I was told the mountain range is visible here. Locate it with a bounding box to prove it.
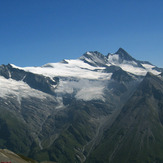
[0,48,163,162]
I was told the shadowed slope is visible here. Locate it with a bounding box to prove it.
[87,73,163,163]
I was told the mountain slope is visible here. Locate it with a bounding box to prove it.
[0,48,163,162]
[87,73,163,163]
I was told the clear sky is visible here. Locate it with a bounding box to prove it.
[0,0,163,67]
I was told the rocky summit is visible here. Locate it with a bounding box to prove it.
[0,48,163,162]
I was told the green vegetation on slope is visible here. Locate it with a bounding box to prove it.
[0,108,33,156]
[87,74,163,163]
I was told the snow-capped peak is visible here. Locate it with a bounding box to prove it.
[107,48,161,76]
[79,51,109,67]
[11,48,162,77]
[1,48,162,103]
[107,48,137,64]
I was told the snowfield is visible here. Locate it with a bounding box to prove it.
[11,59,111,80]
[3,51,162,102]
[0,76,51,101]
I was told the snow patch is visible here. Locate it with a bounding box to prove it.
[142,63,155,69]
[141,63,160,75]
[0,76,51,102]
[86,52,92,55]
[75,87,105,101]
[119,64,147,76]
[108,54,119,64]
[55,78,108,101]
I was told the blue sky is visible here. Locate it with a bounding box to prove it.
[0,0,163,67]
